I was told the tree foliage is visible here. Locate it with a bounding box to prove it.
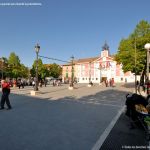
[0,57,7,78]
[47,63,62,78]
[8,52,20,66]
[31,58,49,79]
[6,52,29,78]
[30,60,62,79]
[115,20,150,74]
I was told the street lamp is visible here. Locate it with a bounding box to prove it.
[134,37,137,94]
[145,43,150,81]
[70,55,74,87]
[34,43,40,91]
[144,43,150,95]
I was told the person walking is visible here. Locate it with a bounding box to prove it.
[21,80,24,88]
[109,79,112,87]
[32,80,35,87]
[0,79,12,110]
[105,80,108,87]
[18,79,21,89]
[44,79,47,87]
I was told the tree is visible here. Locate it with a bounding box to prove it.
[0,57,8,79]
[31,58,49,79]
[31,61,62,79]
[115,20,150,74]
[7,52,21,78]
[41,66,49,79]
[48,63,62,78]
[20,64,30,78]
[6,52,29,79]
[8,52,20,66]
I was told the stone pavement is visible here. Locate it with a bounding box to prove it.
[10,83,135,99]
[0,83,146,150]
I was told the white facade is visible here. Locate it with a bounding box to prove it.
[62,43,138,84]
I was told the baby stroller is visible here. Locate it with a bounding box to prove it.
[125,93,150,140]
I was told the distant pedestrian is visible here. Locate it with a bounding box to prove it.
[39,80,42,87]
[89,81,93,86]
[111,78,114,87]
[53,80,56,86]
[136,80,139,86]
[32,81,35,87]
[109,79,112,87]
[21,80,24,88]
[18,80,21,89]
[44,80,47,87]
[105,80,108,87]
[0,79,12,110]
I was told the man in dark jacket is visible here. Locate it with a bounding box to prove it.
[0,79,11,110]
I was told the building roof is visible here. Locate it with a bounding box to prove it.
[76,57,99,63]
[62,54,116,66]
[62,56,99,66]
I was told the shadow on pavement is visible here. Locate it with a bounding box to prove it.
[0,88,146,150]
[122,82,135,88]
[100,112,149,150]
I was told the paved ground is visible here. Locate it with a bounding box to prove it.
[100,112,149,150]
[0,83,139,150]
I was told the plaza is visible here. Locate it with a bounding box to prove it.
[0,0,150,149]
[0,83,138,150]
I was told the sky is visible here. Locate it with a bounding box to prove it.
[0,0,150,67]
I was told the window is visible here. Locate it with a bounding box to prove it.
[82,65,85,70]
[66,73,68,78]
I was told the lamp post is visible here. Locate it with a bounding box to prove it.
[34,43,40,91]
[70,55,74,87]
[134,37,137,94]
[144,43,150,95]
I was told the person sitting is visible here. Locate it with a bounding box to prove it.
[125,93,148,120]
[89,81,93,86]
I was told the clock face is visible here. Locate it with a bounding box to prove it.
[103,57,106,61]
